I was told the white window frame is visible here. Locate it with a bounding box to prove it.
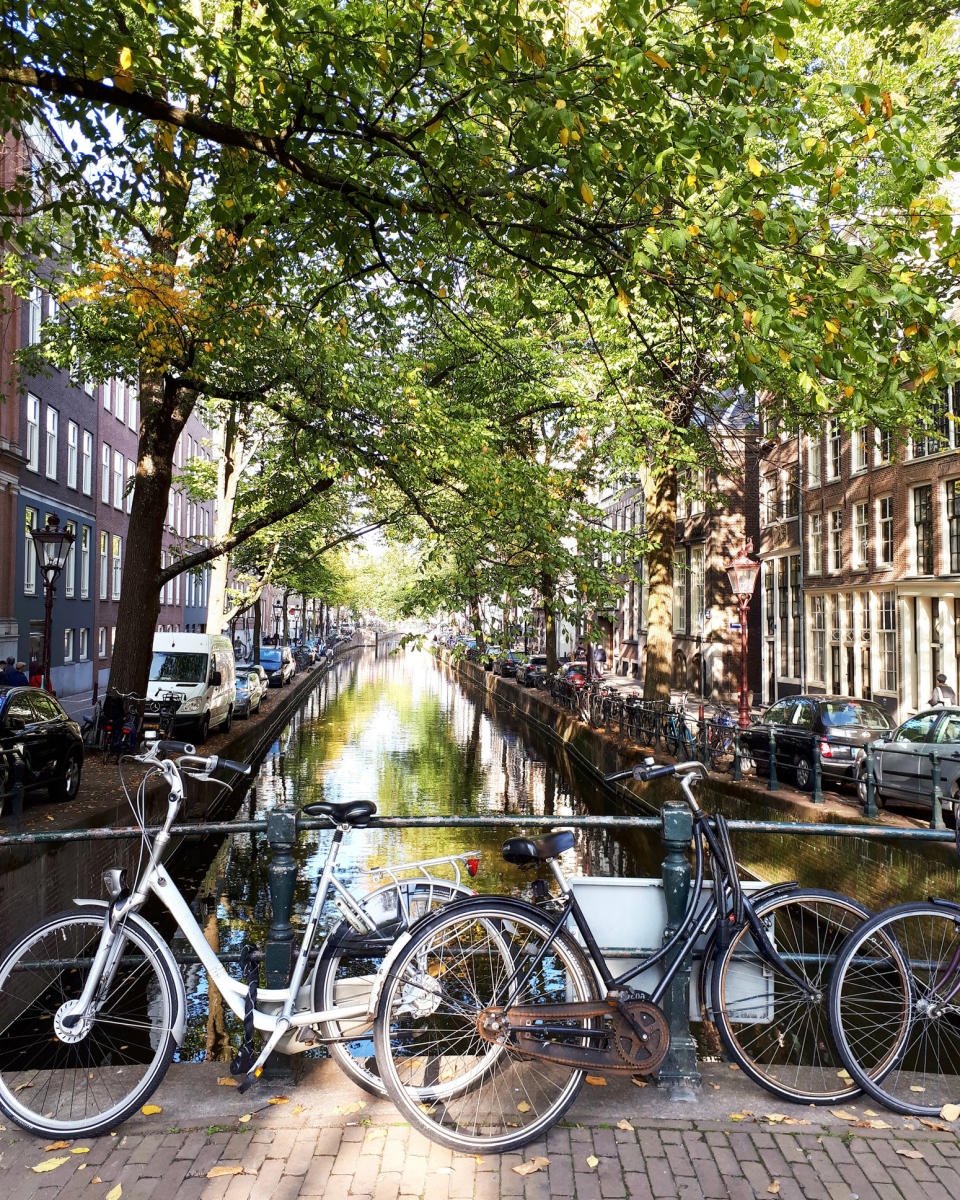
[828,509,842,574]
[64,520,76,597]
[113,449,123,511]
[99,531,108,600]
[111,535,122,600]
[126,460,135,513]
[24,507,38,595]
[66,421,78,488]
[853,502,869,569]
[808,513,822,575]
[826,419,842,481]
[81,431,93,495]
[44,407,58,480]
[80,525,90,599]
[63,628,74,663]
[101,443,111,503]
[25,395,40,472]
[98,626,107,658]
[807,434,821,488]
[877,496,894,566]
[79,627,88,662]
[852,427,869,474]
[28,286,43,343]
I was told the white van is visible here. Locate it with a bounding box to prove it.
[148,632,236,743]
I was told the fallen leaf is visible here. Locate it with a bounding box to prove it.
[940,1103,960,1121]
[763,1115,787,1125]
[44,1141,71,1151]
[865,1120,892,1130]
[140,1104,162,1116]
[909,1085,926,1094]
[217,1077,239,1087]
[77,1164,86,1171]
[617,1119,634,1132]
[729,1063,739,1070]
[729,1113,748,1122]
[586,1155,599,1169]
[768,1183,780,1196]
[920,1119,951,1132]
[863,1110,879,1117]
[585,1076,607,1086]
[31,1157,69,1173]
[71,1147,90,1154]
[631,1077,647,1088]
[292,1104,305,1115]
[829,1109,859,1122]
[334,1100,365,1115]
[13,1081,34,1093]
[512,1157,549,1176]
[896,1149,924,1160]
[238,1115,252,1125]
[837,1069,852,1080]
[106,1186,122,1200]
[267,1096,290,1106]
[91,1177,102,1185]
[206,1166,244,1179]
[516,1101,531,1113]
[711,1083,720,1090]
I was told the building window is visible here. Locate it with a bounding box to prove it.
[778,560,789,676]
[67,421,78,488]
[45,407,59,480]
[781,464,799,519]
[875,428,893,466]
[111,535,122,600]
[827,420,842,480]
[790,555,801,671]
[914,485,934,574]
[79,627,88,661]
[103,379,111,412]
[853,503,868,569]
[80,526,90,599]
[98,626,107,658]
[912,387,956,458]
[828,509,842,573]
[28,286,43,343]
[807,434,822,488]
[879,592,897,692]
[810,596,826,682]
[948,481,960,574]
[81,431,93,494]
[877,496,894,565]
[64,520,76,597]
[672,551,687,633]
[101,443,111,503]
[808,514,822,574]
[853,427,869,473]
[99,532,108,600]
[63,628,74,662]
[126,460,135,514]
[691,545,705,632]
[24,507,38,595]
[128,386,137,431]
[113,449,123,511]
[25,395,40,472]
[114,380,124,425]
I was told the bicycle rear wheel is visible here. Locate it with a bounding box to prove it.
[711,888,871,1104]
[829,901,960,1116]
[0,907,178,1137]
[373,898,599,1154]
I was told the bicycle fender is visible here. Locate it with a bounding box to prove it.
[71,900,187,1045]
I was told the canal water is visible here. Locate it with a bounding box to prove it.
[172,647,960,1061]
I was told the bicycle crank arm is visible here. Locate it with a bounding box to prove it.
[477,998,670,1075]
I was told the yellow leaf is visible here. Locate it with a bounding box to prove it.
[113,71,134,93]
[334,1100,366,1115]
[824,319,840,334]
[632,1076,648,1087]
[585,1076,607,1086]
[713,283,722,299]
[830,180,840,197]
[140,1105,162,1116]
[644,50,671,69]
[865,125,876,142]
[555,99,566,109]
[119,47,132,71]
[773,37,787,62]
[71,1147,90,1154]
[426,119,442,135]
[940,1103,960,1120]
[904,324,919,337]
[768,1183,781,1195]
[829,1109,859,1122]
[559,127,569,148]
[217,1077,240,1087]
[423,34,435,48]
[512,1157,549,1176]
[106,1186,122,1200]
[806,0,822,6]
[586,1155,599,1168]
[730,1113,748,1121]
[207,1167,244,1179]
[617,1119,634,1131]
[580,181,595,207]
[32,1158,69,1173]
[778,348,792,364]
[747,156,763,177]
[239,1115,252,1124]
[267,1096,290,1105]
[516,1101,532,1113]
[44,1141,71,1151]
[616,288,630,317]
[844,385,854,398]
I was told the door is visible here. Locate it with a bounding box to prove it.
[879,712,942,802]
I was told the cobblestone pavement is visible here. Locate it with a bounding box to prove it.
[3,1062,959,1200]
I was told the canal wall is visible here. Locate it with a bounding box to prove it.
[437,652,960,910]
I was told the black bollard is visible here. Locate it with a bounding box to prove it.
[863,743,878,819]
[767,727,779,792]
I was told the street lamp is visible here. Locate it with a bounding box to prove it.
[273,599,283,642]
[724,540,761,729]
[30,515,75,695]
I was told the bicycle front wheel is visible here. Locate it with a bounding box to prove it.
[0,907,178,1137]
[829,901,960,1116]
[373,898,599,1154]
[712,888,871,1104]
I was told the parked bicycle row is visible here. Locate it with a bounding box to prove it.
[1,745,958,1152]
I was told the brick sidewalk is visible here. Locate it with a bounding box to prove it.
[4,1062,960,1200]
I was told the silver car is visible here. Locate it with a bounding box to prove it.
[858,707,960,814]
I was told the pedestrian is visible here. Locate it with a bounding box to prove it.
[9,661,29,685]
[1,657,18,685]
[929,673,957,707]
[594,644,607,674]
[28,661,42,688]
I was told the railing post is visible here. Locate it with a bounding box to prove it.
[811,745,824,804]
[265,802,298,987]
[930,750,946,832]
[732,726,743,782]
[657,801,702,1100]
[863,742,878,819]
[767,727,779,791]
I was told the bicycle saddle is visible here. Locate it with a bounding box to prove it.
[301,800,377,826]
[501,830,574,866]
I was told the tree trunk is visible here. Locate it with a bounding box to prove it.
[205,402,247,635]
[541,570,558,673]
[642,465,678,703]
[107,374,194,695]
[468,595,485,652]
[282,590,290,644]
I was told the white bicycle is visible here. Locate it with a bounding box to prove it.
[0,739,479,1137]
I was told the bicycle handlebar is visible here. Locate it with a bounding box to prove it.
[139,740,252,777]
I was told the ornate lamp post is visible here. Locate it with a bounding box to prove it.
[30,515,75,695]
[724,541,761,729]
[273,599,283,642]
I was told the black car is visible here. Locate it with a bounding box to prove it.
[0,686,84,817]
[516,654,549,688]
[492,650,524,678]
[741,695,892,791]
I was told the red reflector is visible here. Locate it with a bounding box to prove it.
[819,740,832,757]
[466,856,480,878]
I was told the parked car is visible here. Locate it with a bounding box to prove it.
[516,654,549,688]
[259,645,296,687]
[492,650,524,678]
[236,662,270,689]
[560,661,589,689]
[480,646,501,672]
[292,645,313,671]
[858,707,960,814]
[741,695,892,791]
[234,668,267,719]
[0,686,84,816]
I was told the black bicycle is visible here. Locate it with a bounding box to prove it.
[372,759,871,1153]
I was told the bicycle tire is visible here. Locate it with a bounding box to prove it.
[0,907,178,1137]
[711,888,871,1104]
[373,897,599,1154]
[829,901,960,1116]
[313,879,471,1096]
[663,721,680,756]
